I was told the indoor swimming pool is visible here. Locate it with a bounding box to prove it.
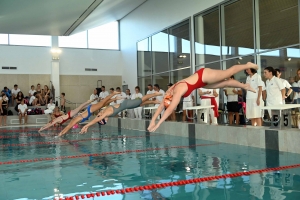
[0,125,300,200]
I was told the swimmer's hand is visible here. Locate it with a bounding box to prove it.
[147,122,157,132]
[80,125,89,134]
[148,124,159,132]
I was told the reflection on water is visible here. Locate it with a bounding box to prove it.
[0,125,300,199]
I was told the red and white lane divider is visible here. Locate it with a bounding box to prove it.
[58,163,300,200]
[0,133,164,148]
[0,143,219,165]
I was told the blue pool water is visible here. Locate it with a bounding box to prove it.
[0,125,300,200]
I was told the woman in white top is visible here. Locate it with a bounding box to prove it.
[125,89,133,118]
[245,68,263,126]
[264,67,285,106]
[275,68,292,104]
[131,86,143,119]
[224,75,242,125]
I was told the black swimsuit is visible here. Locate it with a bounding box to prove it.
[1,100,7,116]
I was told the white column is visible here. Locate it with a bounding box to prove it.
[51,36,60,106]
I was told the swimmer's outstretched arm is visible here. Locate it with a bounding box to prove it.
[80,111,109,134]
[148,92,182,132]
[39,117,63,132]
[58,116,82,136]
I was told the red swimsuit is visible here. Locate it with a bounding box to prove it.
[60,111,71,125]
[173,68,206,97]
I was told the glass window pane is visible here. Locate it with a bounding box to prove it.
[137,38,152,77]
[9,34,51,46]
[152,30,169,73]
[88,21,119,50]
[138,76,152,95]
[195,8,221,65]
[169,20,191,71]
[0,34,8,45]
[259,0,299,51]
[59,31,87,48]
[222,0,254,59]
[170,68,191,85]
[153,72,169,92]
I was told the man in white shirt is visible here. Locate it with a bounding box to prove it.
[90,89,99,105]
[146,84,155,100]
[153,84,165,119]
[99,86,109,101]
[11,84,20,106]
[109,88,116,106]
[198,88,219,124]
[28,85,36,97]
[18,99,28,124]
[275,69,292,104]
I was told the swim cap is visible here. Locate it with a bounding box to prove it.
[164,94,173,108]
[97,119,107,125]
[72,124,79,129]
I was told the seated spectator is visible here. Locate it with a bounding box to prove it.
[60,93,66,113]
[11,84,20,106]
[90,89,99,105]
[47,98,55,109]
[18,99,28,125]
[29,85,36,97]
[99,86,109,101]
[44,85,51,104]
[29,92,39,106]
[36,83,42,94]
[15,91,24,112]
[0,93,8,126]
[2,87,11,104]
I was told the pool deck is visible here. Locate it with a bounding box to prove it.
[106,117,300,154]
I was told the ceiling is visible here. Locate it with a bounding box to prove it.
[0,0,147,36]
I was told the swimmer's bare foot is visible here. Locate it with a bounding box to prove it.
[154,100,161,104]
[244,83,256,93]
[246,62,258,70]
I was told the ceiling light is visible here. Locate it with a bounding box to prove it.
[288,58,291,61]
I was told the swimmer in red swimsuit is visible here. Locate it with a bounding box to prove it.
[148,62,258,132]
[39,99,95,132]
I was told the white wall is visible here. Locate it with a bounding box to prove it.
[0,45,51,74]
[0,45,122,75]
[120,0,224,90]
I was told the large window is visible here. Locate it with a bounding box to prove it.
[59,21,119,50]
[9,34,51,46]
[0,34,8,45]
[88,21,119,50]
[152,30,169,73]
[137,38,152,77]
[59,31,87,48]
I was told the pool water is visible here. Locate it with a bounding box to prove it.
[0,125,300,200]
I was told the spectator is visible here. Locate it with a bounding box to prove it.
[28,85,36,97]
[115,87,127,116]
[60,93,66,113]
[36,83,42,94]
[47,98,55,110]
[131,86,143,119]
[109,88,116,106]
[18,99,28,125]
[224,76,242,125]
[29,92,38,106]
[44,85,51,104]
[275,68,292,104]
[15,91,24,112]
[264,67,285,106]
[2,87,11,104]
[99,86,109,100]
[0,93,8,126]
[245,68,263,126]
[147,84,154,101]
[198,88,219,125]
[90,89,99,105]
[11,84,20,106]
[125,89,133,118]
[153,84,165,118]
[291,76,299,104]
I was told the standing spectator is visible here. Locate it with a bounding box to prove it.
[291,76,299,104]
[18,99,28,125]
[109,88,116,106]
[224,76,242,125]
[146,84,154,100]
[153,84,165,119]
[11,84,20,106]
[60,93,66,113]
[28,85,36,97]
[245,68,263,126]
[296,69,300,104]
[131,86,143,119]
[0,94,8,126]
[275,69,292,104]
[2,87,11,105]
[115,87,126,116]
[125,89,133,118]
[90,89,99,105]
[198,88,219,125]
[15,91,24,112]
[264,67,285,107]
[99,86,109,101]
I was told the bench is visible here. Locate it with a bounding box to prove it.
[5,114,50,126]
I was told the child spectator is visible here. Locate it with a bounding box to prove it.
[29,85,36,97]
[18,99,28,125]
[60,93,66,113]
